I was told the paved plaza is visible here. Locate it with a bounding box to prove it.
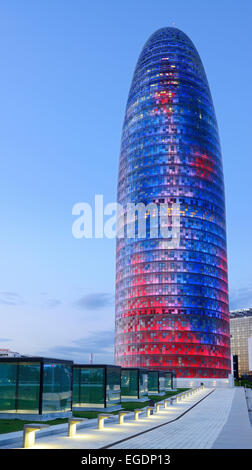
[0,387,251,449]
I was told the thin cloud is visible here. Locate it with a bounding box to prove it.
[0,292,24,306]
[45,299,61,309]
[74,293,113,310]
[39,292,61,309]
[229,285,252,310]
[44,330,114,363]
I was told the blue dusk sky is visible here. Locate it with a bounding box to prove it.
[0,0,251,363]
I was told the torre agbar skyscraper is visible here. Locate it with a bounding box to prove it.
[115,28,231,378]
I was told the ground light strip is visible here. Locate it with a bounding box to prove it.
[100,389,215,449]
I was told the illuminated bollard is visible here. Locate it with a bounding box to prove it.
[155,403,162,413]
[146,407,154,417]
[68,417,88,437]
[134,409,143,421]
[164,399,170,409]
[23,423,49,448]
[97,413,114,430]
[118,411,130,425]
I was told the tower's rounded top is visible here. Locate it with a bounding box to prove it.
[144,26,196,50]
[129,26,208,105]
[147,26,193,42]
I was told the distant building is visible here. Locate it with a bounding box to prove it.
[230,308,252,377]
[0,348,21,358]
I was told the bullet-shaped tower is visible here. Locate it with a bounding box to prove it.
[115,28,231,378]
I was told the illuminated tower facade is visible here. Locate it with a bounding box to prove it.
[115,28,231,378]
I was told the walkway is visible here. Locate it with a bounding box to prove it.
[1,387,252,449]
[212,387,252,449]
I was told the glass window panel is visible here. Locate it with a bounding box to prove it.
[164,372,172,390]
[172,372,177,389]
[148,371,159,394]
[72,367,80,405]
[42,363,72,413]
[121,369,138,399]
[80,367,105,408]
[17,363,40,414]
[0,363,17,413]
[106,367,121,407]
[159,372,165,392]
[139,370,148,397]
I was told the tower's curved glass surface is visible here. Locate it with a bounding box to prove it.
[115,27,231,378]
